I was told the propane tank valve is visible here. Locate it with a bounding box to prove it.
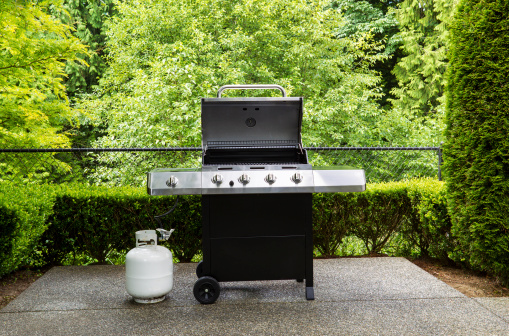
[156,228,175,242]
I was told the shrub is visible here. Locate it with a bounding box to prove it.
[444,0,509,284]
[347,181,413,254]
[403,178,453,261]
[313,179,452,258]
[41,184,201,264]
[160,195,201,262]
[1,178,460,270]
[0,183,55,277]
[312,193,352,257]
[0,205,17,276]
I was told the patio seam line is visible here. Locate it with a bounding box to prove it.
[470,299,509,325]
[0,296,478,315]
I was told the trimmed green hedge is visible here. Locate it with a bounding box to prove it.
[0,183,55,277]
[404,178,452,262]
[312,193,352,258]
[348,181,413,254]
[312,179,449,258]
[445,0,509,284]
[0,178,454,279]
[41,185,201,264]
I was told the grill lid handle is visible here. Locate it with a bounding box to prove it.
[217,84,287,98]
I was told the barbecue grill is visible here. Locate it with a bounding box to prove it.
[147,85,366,304]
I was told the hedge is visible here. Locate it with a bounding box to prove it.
[1,179,454,279]
[41,185,201,264]
[0,183,55,277]
[445,0,509,284]
[403,178,452,262]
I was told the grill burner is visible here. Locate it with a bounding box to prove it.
[147,85,366,304]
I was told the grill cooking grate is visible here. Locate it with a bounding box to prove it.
[207,140,298,146]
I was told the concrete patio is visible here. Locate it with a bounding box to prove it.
[1,258,508,335]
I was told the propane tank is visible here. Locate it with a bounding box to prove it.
[125,229,174,303]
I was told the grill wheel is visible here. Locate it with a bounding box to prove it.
[194,276,220,304]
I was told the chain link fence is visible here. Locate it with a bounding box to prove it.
[0,146,442,186]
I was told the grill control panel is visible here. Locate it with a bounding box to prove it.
[202,169,314,194]
[147,166,366,195]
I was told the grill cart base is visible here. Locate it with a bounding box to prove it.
[194,193,314,303]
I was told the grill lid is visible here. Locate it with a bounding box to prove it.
[201,96,304,148]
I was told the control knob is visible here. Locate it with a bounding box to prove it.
[166,176,178,187]
[211,174,223,184]
[238,173,250,185]
[291,172,303,184]
[265,173,277,184]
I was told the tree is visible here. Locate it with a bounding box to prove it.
[391,0,458,116]
[58,0,115,97]
[0,0,87,179]
[84,0,390,185]
[332,0,402,106]
[444,0,509,285]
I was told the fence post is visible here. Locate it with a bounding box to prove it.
[437,142,443,181]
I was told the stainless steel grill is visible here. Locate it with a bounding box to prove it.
[147,85,366,304]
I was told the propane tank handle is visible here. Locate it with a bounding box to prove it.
[217,84,287,97]
[156,228,174,241]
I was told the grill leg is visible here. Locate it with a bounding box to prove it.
[306,285,314,300]
[305,193,314,300]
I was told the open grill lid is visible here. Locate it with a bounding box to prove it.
[201,85,304,149]
[201,97,304,147]
[201,85,306,165]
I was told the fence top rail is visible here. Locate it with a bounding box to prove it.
[0,146,441,153]
[0,147,202,153]
[306,147,440,151]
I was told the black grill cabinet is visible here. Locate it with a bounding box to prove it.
[200,193,313,298]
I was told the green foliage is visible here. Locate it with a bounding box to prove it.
[332,0,402,106]
[349,181,413,253]
[314,180,448,257]
[41,185,201,264]
[444,0,509,285]
[0,206,17,276]
[391,0,458,118]
[1,178,459,274]
[403,178,452,261]
[0,183,55,277]
[0,0,88,147]
[163,195,202,262]
[0,0,88,180]
[59,0,115,97]
[82,0,393,185]
[312,193,352,257]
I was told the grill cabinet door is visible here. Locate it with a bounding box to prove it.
[201,194,312,282]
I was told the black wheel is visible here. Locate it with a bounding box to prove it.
[196,261,204,278]
[193,276,220,304]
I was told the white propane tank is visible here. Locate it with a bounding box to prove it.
[125,230,174,303]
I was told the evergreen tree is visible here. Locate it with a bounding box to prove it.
[444,0,509,285]
[391,0,458,116]
[333,0,403,106]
